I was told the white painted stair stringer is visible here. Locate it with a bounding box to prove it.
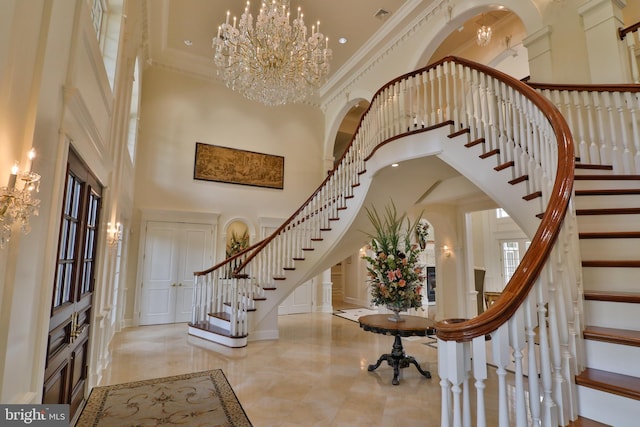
[246,126,461,335]
[436,136,542,238]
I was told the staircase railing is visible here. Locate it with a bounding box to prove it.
[192,57,579,426]
[620,21,640,84]
[529,82,640,174]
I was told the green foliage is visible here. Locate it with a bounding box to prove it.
[362,202,424,310]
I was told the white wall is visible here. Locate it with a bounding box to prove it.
[126,66,326,323]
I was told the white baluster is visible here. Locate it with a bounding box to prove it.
[583,91,601,165]
[564,91,591,164]
[612,91,633,173]
[625,91,640,173]
[626,30,640,83]
[509,308,528,426]
[603,91,621,171]
[472,335,488,427]
[536,276,559,427]
[491,323,511,427]
[524,296,541,426]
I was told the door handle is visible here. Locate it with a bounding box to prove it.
[171,283,177,287]
[178,283,183,287]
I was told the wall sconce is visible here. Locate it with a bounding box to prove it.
[0,148,41,248]
[443,245,452,258]
[107,222,123,247]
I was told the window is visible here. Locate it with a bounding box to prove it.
[89,0,105,40]
[500,239,530,285]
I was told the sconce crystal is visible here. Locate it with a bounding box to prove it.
[107,222,123,247]
[0,149,41,248]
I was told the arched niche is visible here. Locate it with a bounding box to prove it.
[224,219,250,258]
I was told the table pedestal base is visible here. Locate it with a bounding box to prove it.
[367,334,431,385]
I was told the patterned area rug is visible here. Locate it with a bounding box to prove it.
[76,369,252,426]
[333,308,379,322]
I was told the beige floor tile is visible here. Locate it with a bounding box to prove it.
[98,310,504,427]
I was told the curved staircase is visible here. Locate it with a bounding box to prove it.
[187,57,640,426]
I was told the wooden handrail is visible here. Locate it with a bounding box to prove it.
[434,57,575,342]
[619,21,640,40]
[526,82,640,92]
[194,240,264,276]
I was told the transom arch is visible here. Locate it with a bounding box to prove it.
[409,0,543,71]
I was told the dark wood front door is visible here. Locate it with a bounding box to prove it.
[42,150,101,423]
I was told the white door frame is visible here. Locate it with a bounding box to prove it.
[134,209,219,326]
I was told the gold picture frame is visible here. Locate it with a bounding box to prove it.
[194,143,284,189]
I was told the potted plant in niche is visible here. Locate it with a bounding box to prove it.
[361,202,425,322]
[415,220,429,250]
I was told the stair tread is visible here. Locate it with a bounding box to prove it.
[584,326,640,347]
[567,416,614,427]
[576,164,613,170]
[576,368,640,400]
[579,231,640,239]
[577,207,640,215]
[189,321,247,339]
[575,174,640,181]
[584,290,640,303]
[582,260,640,267]
[576,189,640,195]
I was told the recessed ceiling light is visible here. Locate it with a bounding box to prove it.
[338,37,348,44]
[184,39,193,46]
[391,163,399,168]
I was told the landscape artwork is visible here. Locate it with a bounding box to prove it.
[194,142,284,189]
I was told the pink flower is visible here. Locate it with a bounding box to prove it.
[395,269,402,278]
[399,279,406,287]
[387,270,397,280]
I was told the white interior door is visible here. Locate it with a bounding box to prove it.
[140,221,213,325]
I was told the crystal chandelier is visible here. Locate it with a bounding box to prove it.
[477,25,492,47]
[0,149,41,248]
[213,0,332,106]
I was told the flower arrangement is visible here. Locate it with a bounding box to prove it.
[361,202,424,312]
[226,229,249,258]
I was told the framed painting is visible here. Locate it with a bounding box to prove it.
[193,142,284,189]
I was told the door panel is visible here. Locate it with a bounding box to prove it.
[175,227,211,322]
[43,149,100,423]
[140,224,179,324]
[140,221,213,324]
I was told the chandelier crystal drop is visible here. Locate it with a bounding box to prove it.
[213,0,332,107]
[477,25,492,47]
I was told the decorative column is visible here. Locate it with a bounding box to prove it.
[579,0,629,83]
[523,26,553,82]
[316,268,333,313]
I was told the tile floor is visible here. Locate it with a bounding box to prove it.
[99,305,500,426]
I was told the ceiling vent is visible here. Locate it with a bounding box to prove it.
[374,8,391,21]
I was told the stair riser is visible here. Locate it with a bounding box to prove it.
[577,386,640,427]
[584,340,640,377]
[575,180,640,191]
[575,194,640,210]
[579,238,640,261]
[582,266,640,293]
[577,214,640,233]
[209,316,230,330]
[584,300,640,330]
[188,326,247,348]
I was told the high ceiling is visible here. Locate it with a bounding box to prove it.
[145,0,411,83]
